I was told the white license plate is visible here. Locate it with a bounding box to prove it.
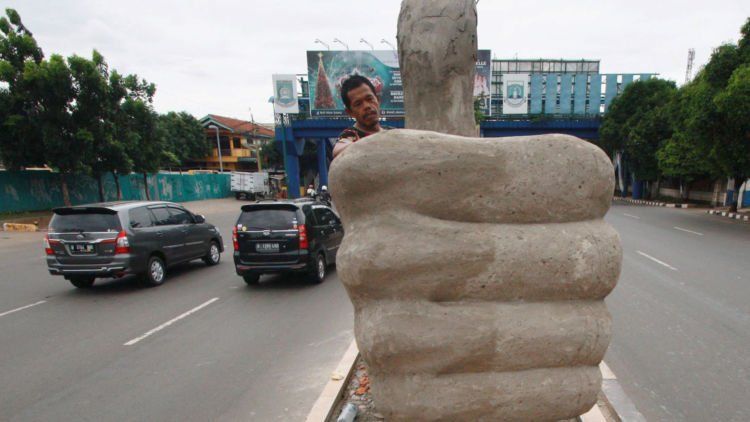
[70,243,95,254]
[256,243,279,253]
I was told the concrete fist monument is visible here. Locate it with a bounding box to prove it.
[329,1,622,420]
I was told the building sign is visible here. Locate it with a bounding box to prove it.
[474,50,492,115]
[502,74,529,114]
[307,49,492,117]
[272,74,299,114]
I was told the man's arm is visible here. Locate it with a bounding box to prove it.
[333,138,353,158]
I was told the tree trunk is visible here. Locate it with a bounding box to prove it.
[729,177,743,212]
[96,173,105,203]
[684,180,691,202]
[60,173,71,206]
[113,171,122,200]
[143,173,150,200]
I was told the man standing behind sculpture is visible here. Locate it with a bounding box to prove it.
[333,75,388,158]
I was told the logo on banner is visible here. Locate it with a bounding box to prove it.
[275,80,295,107]
[505,82,526,107]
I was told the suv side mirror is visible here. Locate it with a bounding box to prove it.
[194,214,206,224]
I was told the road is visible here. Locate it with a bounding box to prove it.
[605,203,750,421]
[0,198,354,422]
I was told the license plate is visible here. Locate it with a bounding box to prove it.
[70,243,95,254]
[256,243,279,253]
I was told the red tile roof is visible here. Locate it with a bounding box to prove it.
[205,114,274,137]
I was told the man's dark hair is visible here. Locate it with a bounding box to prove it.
[340,75,377,110]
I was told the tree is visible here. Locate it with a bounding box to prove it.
[28,54,91,206]
[260,139,283,169]
[120,75,162,200]
[158,111,209,167]
[68,51,133,201]
[0,8,46,169]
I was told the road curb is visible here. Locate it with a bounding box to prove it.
[614,198,691,208]
[305,340,359,422]
[306,341,642,422]
[706,209,750,222]
[2,222,39,232]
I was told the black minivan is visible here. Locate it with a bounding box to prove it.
[46,201,223,288]
[232,200,343,285]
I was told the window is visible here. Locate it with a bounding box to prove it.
[238,208,297,230]
[50,212,121,233]
[150,207,172,226]
[167,207,193,225]
[233,138,241,148]
[314,208,337,226]
[129,207,154,228]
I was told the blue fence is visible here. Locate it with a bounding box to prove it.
[0,171,231,213]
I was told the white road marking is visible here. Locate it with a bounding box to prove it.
[0,300,47,318]
[124,297,219,346]
[636,251,678,271]
[673,226,703,236]
[623,213,641,219]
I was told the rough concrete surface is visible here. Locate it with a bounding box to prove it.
[397,0,478,137]
[330,131,621,421]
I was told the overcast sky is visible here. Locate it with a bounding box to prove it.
[4,0,749,122]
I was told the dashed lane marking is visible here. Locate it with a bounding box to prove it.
[623,213,641,219]
[673,226,704,236]
[0,300,47,318]
[636,250,678,271]
[124,297,219,346]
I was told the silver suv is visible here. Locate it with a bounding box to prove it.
[46,201,223,288]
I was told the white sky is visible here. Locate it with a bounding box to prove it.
[3,0,749,122]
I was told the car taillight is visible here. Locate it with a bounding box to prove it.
[115,230,130,254]
[232,226,239,251]
[299,224,309,249]
[44,234,58,255]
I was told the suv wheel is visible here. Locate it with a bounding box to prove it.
[243,274,260,285]
[142,256,166,287]
[69,276,95,289]
[309,254,326,284]
[203,241,221,266]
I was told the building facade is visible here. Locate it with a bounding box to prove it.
[192,115,274,172]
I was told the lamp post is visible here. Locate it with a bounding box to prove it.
[380,38,396,51]
[207,124,223,172]
[314,39,329,50]
[333,38,349,50]
[269,96,289,194]
[360,38,374,50]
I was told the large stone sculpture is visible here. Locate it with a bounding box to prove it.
[329,1,622,420]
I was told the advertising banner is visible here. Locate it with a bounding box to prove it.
[272,74,299,114]
[502,73,529,115]
[474,49,492,115]
[307,49,492,117]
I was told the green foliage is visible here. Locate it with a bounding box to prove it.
[600,79,677,180]
[158,111,209,166]
[260,139,283,169]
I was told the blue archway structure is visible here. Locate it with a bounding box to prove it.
[275,118,601,198]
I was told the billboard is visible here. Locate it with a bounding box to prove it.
[502,74,529,114]
[307,49,492,117]
[272,74,299,114]
[474,49,492,115]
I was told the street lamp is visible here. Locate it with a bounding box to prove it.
[207,124,223,172]
[360,38,374,50]
[333,38,349,50]
[314,39,329,50]
[380,38,396,51]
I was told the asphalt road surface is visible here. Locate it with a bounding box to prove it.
[605,203,750,421]
[3,199,749,421]
[0,198,354,422]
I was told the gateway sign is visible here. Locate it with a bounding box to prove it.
[503,74,529,114]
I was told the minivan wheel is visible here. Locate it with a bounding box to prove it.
[309,254,326,284]
[69,276,95,289]
[142,256,166,287]
[243,274,260,285]
[203,241,221,266]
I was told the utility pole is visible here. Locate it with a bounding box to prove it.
[685,48,695,84]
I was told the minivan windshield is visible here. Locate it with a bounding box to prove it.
[238,209,297,230]
[50,212,121,233]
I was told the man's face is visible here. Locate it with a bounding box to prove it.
[345,84,380,127]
